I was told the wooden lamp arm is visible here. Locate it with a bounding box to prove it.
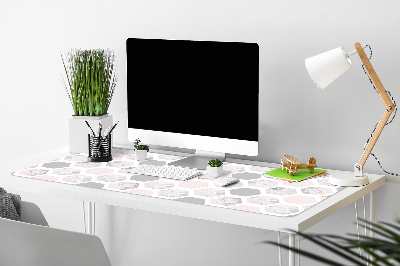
[354,42,394,176]
[355,43,395,111]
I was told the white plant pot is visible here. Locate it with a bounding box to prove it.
[207,165,223,178]
[69,114,113,154]
[136,150,147,160]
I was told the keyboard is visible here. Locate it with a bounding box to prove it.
[127,165,202,181]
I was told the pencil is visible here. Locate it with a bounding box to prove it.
[88,128,93,137]
[96,122,102,137]
[106,121,119,138]
[103,126,111,139]
[85,120,95,136]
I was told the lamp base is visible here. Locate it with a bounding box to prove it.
[328,171,369,187]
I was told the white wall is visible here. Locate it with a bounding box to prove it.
[2,0,400,265]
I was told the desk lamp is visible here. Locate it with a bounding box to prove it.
[305,42,395,186]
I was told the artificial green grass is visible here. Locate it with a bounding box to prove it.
[264,168,327,182]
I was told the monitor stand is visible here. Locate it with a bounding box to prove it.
[168,150,225,170]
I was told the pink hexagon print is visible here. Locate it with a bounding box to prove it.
[210,196,242,206]
[265,204,300,215]
[158,189,189,198]
[62,175,92,183]
[145,181,174,190]
[97,174,126,182]
[265,187,297,196]
[284,195,316,205]
[194,188,225,197]
[85,168,114,175]
[52,168,81,175]
[12,148,343,217]
[247,195,280,205]
[248,179,278,188]
[108,182,139,191]
[301,186,334,196]
[64,155,88,162]
[178,180,209,189]
[73,162,102,168]
[16,169,49,177]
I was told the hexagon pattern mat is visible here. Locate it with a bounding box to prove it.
[12,148,344,217]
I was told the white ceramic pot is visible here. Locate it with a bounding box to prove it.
[69,114,113,154]
[207,165,223,178]
[136,150,147,161]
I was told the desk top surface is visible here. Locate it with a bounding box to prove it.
[0,146,385,232]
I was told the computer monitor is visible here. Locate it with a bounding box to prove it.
[126,38,259,169]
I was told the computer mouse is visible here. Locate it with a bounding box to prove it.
[214,177,239,187]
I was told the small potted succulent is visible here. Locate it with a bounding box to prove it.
[134,138,149,160]
[207,159,224,177]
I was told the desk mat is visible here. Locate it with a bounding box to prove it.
[12,148,344,217]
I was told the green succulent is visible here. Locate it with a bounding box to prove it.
[134,138,149,152]
[263,218,400,266]
[208,159,223,167]
[61,49,118,116]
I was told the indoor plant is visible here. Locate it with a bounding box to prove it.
[207,159,223,177]
[61,49,118,153]
[61,49,118,117]
[263,218,400,265]
[134,138,149,160]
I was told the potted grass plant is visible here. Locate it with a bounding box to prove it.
[134,138,149,160]
[207,159,223,177]
[61,49,118,153]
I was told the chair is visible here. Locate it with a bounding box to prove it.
[19,201,49,226]
[0,201,111,266]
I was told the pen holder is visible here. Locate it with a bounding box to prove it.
[88,134,112,162]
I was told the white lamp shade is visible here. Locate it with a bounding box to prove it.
[305,47,352,89]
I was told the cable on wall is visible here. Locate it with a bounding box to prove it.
[361,45,399,176]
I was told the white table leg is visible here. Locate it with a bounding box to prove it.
[278,232,282,266]
[297,234,300,266]
[370,190,376,265]
[83,201,95,235]
[370,190,375,238]
[289,233,295,266]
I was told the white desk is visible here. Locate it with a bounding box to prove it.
[0,146,385,266]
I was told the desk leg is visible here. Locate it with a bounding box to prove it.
[83,201,95,235]
[289,233,295,266]
[370,190,375,238]
[297,234,300,266]
[370,190,376,265]
[278,232,282,266]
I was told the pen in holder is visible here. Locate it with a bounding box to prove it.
[88,134,112,162]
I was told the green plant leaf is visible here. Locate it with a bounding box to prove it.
[263,219,400,266]
[61,49,118,116]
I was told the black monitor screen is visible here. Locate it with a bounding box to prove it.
[126,38,259,142]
